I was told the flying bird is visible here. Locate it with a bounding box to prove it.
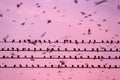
[95,0,107,5]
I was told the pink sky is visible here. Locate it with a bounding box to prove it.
[0,0,120,80]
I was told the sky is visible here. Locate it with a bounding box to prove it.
[0,0,120,80]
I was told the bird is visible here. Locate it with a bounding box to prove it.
[0,13,3,17]
[47,20,52,24]
[74,0,78,4]
[95,0,107,5]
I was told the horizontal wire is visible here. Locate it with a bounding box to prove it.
[0,64,120,69]
[0,49,119,52]
[0,55,120,60]
[0,40,119,44]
